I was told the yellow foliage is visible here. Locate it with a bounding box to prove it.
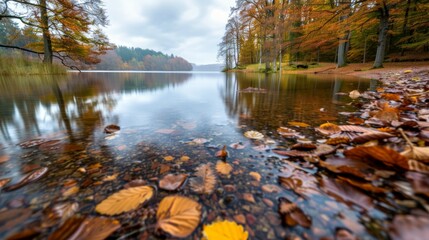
[202,220,248,240]
[95,186,153,215]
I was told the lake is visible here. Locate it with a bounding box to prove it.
[0,71,390,239]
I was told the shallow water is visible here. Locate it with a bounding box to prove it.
[0,72,390,239]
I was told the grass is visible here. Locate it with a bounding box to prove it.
[0,54,66,75]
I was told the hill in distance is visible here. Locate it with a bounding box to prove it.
[191,63,223,72]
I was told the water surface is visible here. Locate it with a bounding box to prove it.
[0,72,387,239]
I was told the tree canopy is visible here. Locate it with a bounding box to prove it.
[219,0,429,71]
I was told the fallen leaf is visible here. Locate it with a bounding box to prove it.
[48,216,120,240]
[249,172,261,182]
[42,202,79,228]
[0,208,32,233]
[244,130,264,140]
[349,90,360,99]
[403,69,413,73]
[159,174,187,191]
[3,167,48,192]
[156,196,201,238]
[0,178,11,188]
[388,214,429,240]
[215,145,229,160]
[163,156,175,161]
[347,116,365,125]
[95,186,154,215]
[326,137,350,145]
[408,160,429,173]
[278,198,311,228]
[316,123,341,136]
[277,127,298,137]
[192,138,209,144]
[278,171,319,197]
[400,128,429,163]
[202,220,248,240]
[344,146,409,169]
[18,138,47,148]
[124,179,147,189]
[104,124,120,134]
[288,121,310,128]
[62,186,80,197]
[320,157,378,181]
[102,173,118,182]
[0,155,10,163]
[242,193,256,203]
[216,161,233,175]
[180,156,190,161]
[338,177,387,193]
[320,178,373,210]
[273,144,335,158]
[190,164,216,194]
[291,143,317,151]
[351,132,394,144]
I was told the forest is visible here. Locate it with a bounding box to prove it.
[218,0,429,71]
[0,1,192,71]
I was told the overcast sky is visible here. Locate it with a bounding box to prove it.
[103,0,233,65]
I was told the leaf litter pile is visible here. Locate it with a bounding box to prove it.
[1,70,429,239]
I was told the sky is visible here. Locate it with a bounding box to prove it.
[103,0,233,65]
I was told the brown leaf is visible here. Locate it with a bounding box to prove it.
[18,138,47,148]
[159,174,187,191]
[262,184,282,193]
[408,160,429,173]
[344,146,409,169]
[320,178,373,210]
[351,131,394,144]
[42,202,79,228]
[388,215,429,240]
[48,216,120,240]
[215,161,233,175]
[156,196,201,238]
[190,164,216,194]
[124,179,147,189]
[0,208,32,233]
[62,186,80,198]
[338,125,373,133]
[0,178,11,188]
[277,127,298,137]
[278,171,319,197]
[229,142,246,149]
[291,143,317,151]
[320,157,379,181]
[338,177,387,193]
[104,124,120,134]
[0,155,10,163]
[347,116,365,125]
[326,137,350,145]
[273,144,336,158]
[95,186,154,215]
[249,172,261,182]
[215,145,228,159]
[3,167,48,192]
[278,198,311,228]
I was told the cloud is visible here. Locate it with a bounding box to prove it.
[103,0,231,64]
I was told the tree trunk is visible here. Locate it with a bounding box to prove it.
[337,38,347,67]
[373,7,389,68]
[40,0,53,64]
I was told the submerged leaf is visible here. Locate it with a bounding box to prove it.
[159,174,187,191]
[388,214,429,240]
[316,123,341,136]
[190,164,216,194]
[277,127,298,137]
[42,202,79,228]
[249,172,261,182]
[104,124,120,134]
[278,198,311,228]
[95,186,154,215]
[202,220,248,240]
[0,155,10,163]
[320,178,373,210]
[0,178,11,188]
[349,90,360,99]
[3,167,48,192]
[244,130,264,140]
[216,161,233,175]
[156,196,201,238]
[288,121,310,128]
[48,216,120,240]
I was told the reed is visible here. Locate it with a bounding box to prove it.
[0,54,66,75]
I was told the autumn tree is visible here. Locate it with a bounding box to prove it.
[0,0,111,67]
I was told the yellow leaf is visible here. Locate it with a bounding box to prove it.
[202,220,248,240]
[404,69,413,73]
[157,196,201,238]
[102,173,118,182]
[249,172,261,182]
[63,186,79,197]
[95,186,154,216]
[180,156,190,161]
[288,121,310,128]
[216,161,233,175]
[164,156,174,161]
[244,130,264,140]
[316,123,341,135]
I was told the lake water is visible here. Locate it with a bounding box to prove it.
[0,71,388,239]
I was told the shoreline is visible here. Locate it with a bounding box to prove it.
[233,61,429,80]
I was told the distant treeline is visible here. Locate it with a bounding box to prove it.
[94,46,193,71]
